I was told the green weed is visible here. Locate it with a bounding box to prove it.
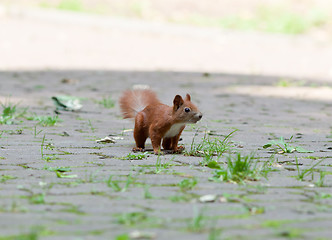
[29,193,46,204]
[277,228,304,238]
[263,136,313,154]
[40,135,46,160]
[0,226,51,240]
[33,125,43,138]
[261,219,297,229]
[45,167,77,180]
[276,78,306,87]
[244,204,265,215]
[208,228,222,240]
[55,171,78,179]
[121,152,149,160]
[0,100,27,125]
[115,211,162,228]
[97,96,115,109]
[7,201,28,213]
[178,178,198,192]
[169,193,199,203]
[186,129,236,165]
[27,115,61,127]
[154,155,173,174]
[209,153,273,183]
[143,185,153,199]
[116,212,148,226]
[295,157,324,182]
[313,192,332,200]
[40,135,59,162]
[315,171,328,187]
[187,207,207,233]
[106,174,136,192]
[44,166,71,172]
[88,120,96,133]
[115,234,130,240]
[0,175,17,183]
[60,204,85,215]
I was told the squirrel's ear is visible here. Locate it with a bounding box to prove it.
[173,95,184,111]
[185,94,191,101]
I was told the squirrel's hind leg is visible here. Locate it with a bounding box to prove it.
[162,138,172,150]
[133,112,148,151]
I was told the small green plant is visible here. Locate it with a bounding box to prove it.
[97,96,115,109]
[88,120,96,132]
[209,153,272,183]
[187,207,207,233]
[115,211,162,228]
[208,228,222,240]
[34,125,43,137]
[244,204,265,215]
[122,152,149,160]
[154,155,173,174]
[315,171,327,187]
[27,115,61,127]
[40,135,58,162]
[295,156,324,182]
[263,136,313,154]
[40,134,46,159]
[169,192,199,203]
[313,192,332,200]
[106,174,136,192]
[0,100,27,125]
[143,185,153,199]
[29,193,46,204]
[0,226,49,240]
[44,166,71,172]
[0,174,17,183]
[116,212,148,226]
[115,233,130,240]
[178,178,198,192]
[40,135,50,161]
[55,171,78,179]
[186,129,236,165]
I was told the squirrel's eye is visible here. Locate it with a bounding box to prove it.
[184,107,190,113]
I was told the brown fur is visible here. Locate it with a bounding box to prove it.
[119,89,202,154]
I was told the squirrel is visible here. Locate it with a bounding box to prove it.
[119,89,203,154]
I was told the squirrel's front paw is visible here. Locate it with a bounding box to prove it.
[174,146,185,153]
[132,147,144,152]
[153,150,164,155]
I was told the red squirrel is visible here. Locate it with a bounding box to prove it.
[119,89,203,154]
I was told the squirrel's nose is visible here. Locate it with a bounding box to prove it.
[198,113,203,119]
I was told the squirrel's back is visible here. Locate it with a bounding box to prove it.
[119,89,160,119]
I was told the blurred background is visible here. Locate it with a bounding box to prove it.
[0,0,331,80]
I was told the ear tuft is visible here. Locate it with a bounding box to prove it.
[173,95,184,110]
[185,94,191,101]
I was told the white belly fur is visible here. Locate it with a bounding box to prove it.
[164,123,185,138]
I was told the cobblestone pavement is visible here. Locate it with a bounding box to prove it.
[1,7,332,240]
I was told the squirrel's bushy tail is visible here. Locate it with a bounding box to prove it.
[119,89,159,119]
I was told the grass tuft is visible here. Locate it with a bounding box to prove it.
[209,153,273,183]
[96,96,116,109]
[0,100,27,125]
[186,129,236,165]
[27,115,61,127]
[263,136,313,154]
